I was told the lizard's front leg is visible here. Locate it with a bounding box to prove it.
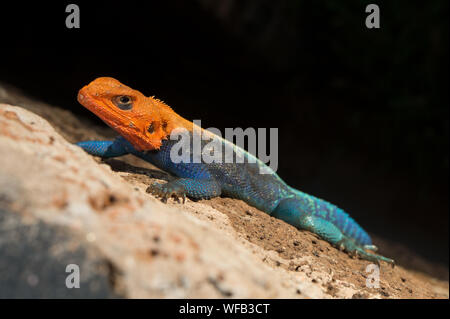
[76,137,132,157]
[146,178,222,203]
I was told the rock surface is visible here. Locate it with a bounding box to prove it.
[0,209,118,298]
[0,86,448,298]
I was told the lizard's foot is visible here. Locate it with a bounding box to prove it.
[146,182,186,203]
[147,178,221,202]
[338,237,395,267]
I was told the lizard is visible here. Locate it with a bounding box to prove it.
[76,77,394,266]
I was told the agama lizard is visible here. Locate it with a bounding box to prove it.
[76,77,394,265]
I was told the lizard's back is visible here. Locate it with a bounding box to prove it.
[138,131,290,210]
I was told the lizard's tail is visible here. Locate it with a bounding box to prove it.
[289,188,372,246]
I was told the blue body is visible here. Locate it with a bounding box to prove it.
[77,134,394,264]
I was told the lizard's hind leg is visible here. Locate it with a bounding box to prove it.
[272,198,394,266]
[146,178,222,203]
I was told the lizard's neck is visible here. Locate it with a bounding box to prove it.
[147,97,195,144]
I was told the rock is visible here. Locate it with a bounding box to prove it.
[0,209,119,298]
[0,104,303,298]
[0,102,448,299]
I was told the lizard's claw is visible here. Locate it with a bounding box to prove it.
[146,182,186,204]
[337,237,395,268]
[363,244,379,252]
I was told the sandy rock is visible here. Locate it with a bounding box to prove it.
[0,104,304,298]
[0,103,448,299]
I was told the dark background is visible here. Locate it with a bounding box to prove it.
[0,1,448,265]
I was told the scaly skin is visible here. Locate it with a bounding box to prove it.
[76,77,394,266]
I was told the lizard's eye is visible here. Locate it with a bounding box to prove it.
[147,123,155,134]
[112,95,133,110]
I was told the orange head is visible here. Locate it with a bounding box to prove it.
[78,77,183,151]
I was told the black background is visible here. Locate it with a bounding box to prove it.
[0,1,448,265]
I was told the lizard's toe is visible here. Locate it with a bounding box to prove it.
[363,244,379,252]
